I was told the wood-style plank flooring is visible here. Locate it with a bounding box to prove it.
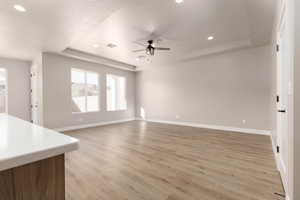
[64,121,284,200]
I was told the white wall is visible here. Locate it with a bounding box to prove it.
[0,57,31,121]
[294,0,299,199]
[136,46,272,131]
[42,53,136,129]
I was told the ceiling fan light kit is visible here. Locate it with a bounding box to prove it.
[133,40,171,56]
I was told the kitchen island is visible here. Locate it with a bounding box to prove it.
[0,114,79,200]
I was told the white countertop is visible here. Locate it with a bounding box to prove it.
[0,114,79,171]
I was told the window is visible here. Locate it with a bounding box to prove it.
[71,68,99,113]
[107,74,127,111]
[0,68,7,113]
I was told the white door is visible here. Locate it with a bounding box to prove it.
[276,4,289,190]
[30,66,38,124]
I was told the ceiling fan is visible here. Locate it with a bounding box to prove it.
[133,40,170,56]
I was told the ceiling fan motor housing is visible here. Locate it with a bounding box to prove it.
[147,45,155,56]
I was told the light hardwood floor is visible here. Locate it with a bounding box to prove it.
[64,121,284,200]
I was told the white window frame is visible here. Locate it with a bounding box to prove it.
[106,74,127,111]
[0,68,8,114]
[71,68,100,114]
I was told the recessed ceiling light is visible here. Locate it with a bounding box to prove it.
[175,0,184,4]
[208,36,214,40]
[14,4,26,12]
[107,43,117,48]
[93,44,99,48]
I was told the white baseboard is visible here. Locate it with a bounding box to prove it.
[56,117,271,135]
[55,118,136,132]
[136,118,271,135]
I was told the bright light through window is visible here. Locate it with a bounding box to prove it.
[0,68,7,113]
[107,74,127,111]
[71,68,99,113]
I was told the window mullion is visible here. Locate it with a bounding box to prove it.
[116,77,120,110]
[85,72,88,112]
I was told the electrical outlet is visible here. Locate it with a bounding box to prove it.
[242,120,246,124]
[175,115,180,119]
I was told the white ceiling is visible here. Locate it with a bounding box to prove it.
[0,0,275,69]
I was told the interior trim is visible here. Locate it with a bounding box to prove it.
[54,118,136,132]
[61,48,137,71]
[136,118,271,135]
[270,133,280,170]
[271,132,288,197]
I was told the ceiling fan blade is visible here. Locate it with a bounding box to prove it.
[132,49,145,53]
[133,41,147,47]
[155,47,171,51]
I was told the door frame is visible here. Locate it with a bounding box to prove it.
[276,0,292,195]
[30,65,38,124]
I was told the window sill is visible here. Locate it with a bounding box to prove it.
[107,109,128,112]
[72,111,100,114]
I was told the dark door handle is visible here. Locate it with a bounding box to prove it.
[278,110,286,113]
